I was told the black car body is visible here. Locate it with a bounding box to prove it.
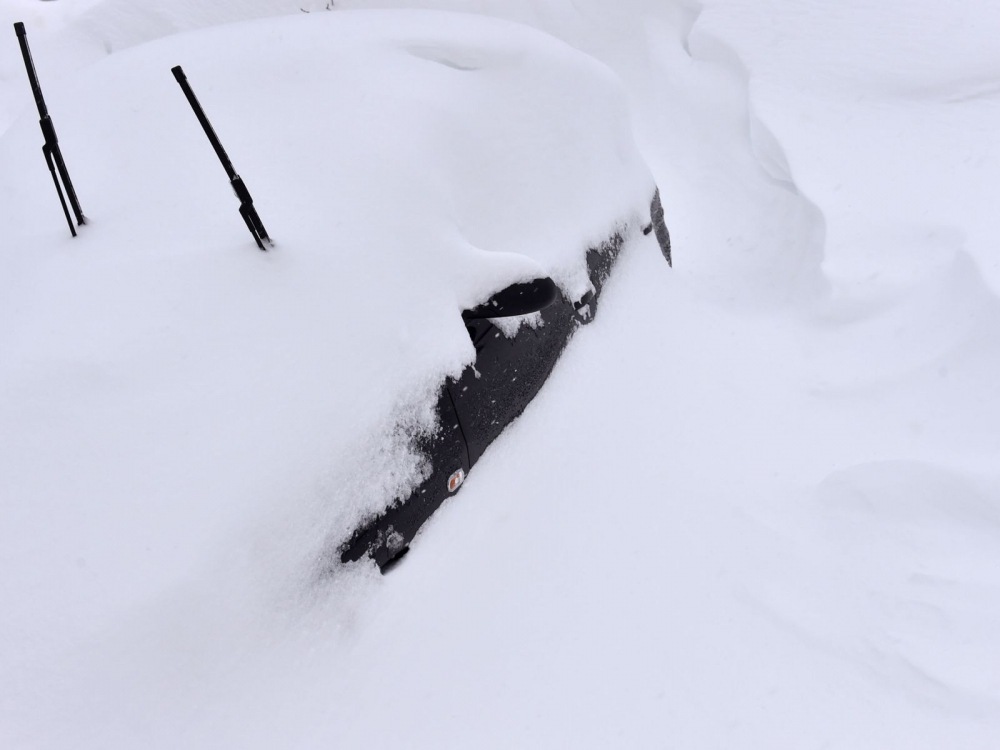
[342,191,671,569]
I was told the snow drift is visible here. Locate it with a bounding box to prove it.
[3,0,1000,748]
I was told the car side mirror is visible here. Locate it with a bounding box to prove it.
[462,277,558,320]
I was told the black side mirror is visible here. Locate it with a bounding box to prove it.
[462,277,558,320]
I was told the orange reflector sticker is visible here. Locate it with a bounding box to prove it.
[447,469,465,493]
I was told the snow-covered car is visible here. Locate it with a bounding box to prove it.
[0,11,668,575]
[343,188,669,569]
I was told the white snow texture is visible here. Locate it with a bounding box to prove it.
[1,0,999,748]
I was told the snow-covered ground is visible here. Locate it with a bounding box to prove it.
[2,1,999,748]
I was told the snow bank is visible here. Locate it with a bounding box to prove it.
[693,0,1000,297]
[4,0,1000,748]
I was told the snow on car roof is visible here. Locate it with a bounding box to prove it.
[0,10,653,633]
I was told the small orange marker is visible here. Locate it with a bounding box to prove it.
[447,469,465,493]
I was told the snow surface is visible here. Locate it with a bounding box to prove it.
[2,0,1000,748]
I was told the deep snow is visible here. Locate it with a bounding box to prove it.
[2,1,999,748]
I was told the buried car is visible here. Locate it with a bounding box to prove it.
[342,194,669,570]
[0,10,669,583]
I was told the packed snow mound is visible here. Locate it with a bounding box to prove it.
[0,6,653,691]
[7,0,999,747]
